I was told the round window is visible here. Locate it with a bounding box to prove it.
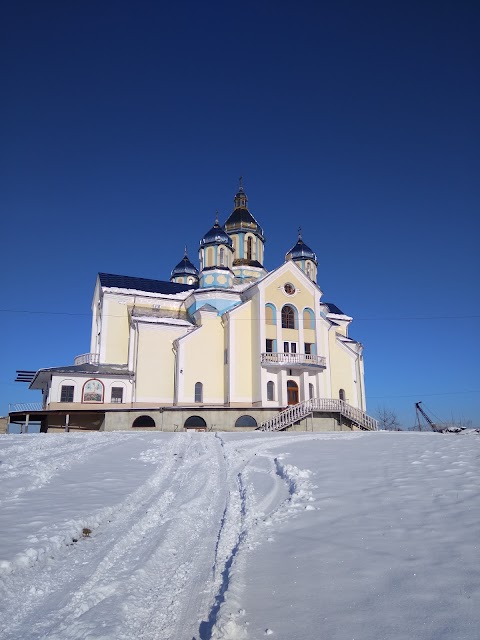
[284,283,295,295]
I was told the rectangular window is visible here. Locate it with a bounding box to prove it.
[266,339,274,353]
[304,343,312,355]
[111,387,123,403]
[60,385,74,403]
[290,343,297,354]
[284,342,289,353]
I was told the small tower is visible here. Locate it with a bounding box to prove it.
[198,214,235,289]
[170,247,199,287]
[285,229,318,282]
[224,178,266,281]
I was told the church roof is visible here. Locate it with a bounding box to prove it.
[199,221,233,248]
[170,252,198,279]
[286,234,318,264]
[322,302,345,315]
[224,208,265,239]
[99,273,194,295]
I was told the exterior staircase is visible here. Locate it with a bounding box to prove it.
[258,398,378,432]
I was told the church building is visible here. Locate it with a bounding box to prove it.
[9,182,377,433]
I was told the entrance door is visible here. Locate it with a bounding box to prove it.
[287,380,299,405]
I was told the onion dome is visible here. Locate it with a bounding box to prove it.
[286,229,318,265]
[170,248,199,279]
[224,178,265,240]
[199,215,233,248]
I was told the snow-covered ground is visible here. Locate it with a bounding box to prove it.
[0,431,479,640]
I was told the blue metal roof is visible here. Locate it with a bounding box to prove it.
[99,273,195,294]
[323,302,345,315]
[199,222,233,248]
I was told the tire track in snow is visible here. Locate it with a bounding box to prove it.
[0,433,134,503]
[0,434,188,640]
[20,434,229,640]
[203,433,359,639]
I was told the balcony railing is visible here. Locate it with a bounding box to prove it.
[74,353,100,366]
[261,352,327,368]
[258,398,378,432]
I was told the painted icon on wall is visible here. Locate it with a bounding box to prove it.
[82,379,104,403]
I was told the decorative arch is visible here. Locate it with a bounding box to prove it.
[132,415,156,428]
[303,307,315,329]
[184,415,207,428]
[282,304,297,330]
[235,415,257,428]
[265,303,277,325]
[82,378,104,403]
[110,381,126,404]
[339,388,346,402]
[267,380,275,401]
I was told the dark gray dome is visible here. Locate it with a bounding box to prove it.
[200,221,233,248]
[224,208,265,240]
[171,251,198,279]
[286,235,318,264]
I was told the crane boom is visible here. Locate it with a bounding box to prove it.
[415,402,439,431]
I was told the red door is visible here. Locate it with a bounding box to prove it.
[287,380,299,405]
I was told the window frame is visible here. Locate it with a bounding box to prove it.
[281,305,296,329]
[60,385,74,403]
[267,380,275,401]
[194,382,203,403]
[111,386,124,403]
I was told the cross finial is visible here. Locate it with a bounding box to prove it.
[184,244,188,257]
[239,175,243,191]
[298,226,302,240]
[215,210,219,225]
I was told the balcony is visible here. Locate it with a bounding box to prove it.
[74,353,100,366]
[261,352,327,369]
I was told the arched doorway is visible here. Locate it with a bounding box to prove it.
[287,380,299,405]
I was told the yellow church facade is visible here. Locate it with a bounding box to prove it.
[10,183,377,433]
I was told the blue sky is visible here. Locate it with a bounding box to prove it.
[2,1,479,427]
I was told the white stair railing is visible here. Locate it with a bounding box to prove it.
[258,398,378,432]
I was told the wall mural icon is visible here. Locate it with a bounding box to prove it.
[82,379,104,403]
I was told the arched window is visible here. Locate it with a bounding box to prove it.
[195,382,203,403]
[303,308,315,329]
[235,415,257,428]
[267,381,275,401]
[282,305,296,329]
[184,415,207,428]
[339,389,346,402]
[132,415,156,428]
[219,247,225,266]
[265,303,276,325]
[306,262,311,278]
[309,383,314,400]
[247,236,253,260]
